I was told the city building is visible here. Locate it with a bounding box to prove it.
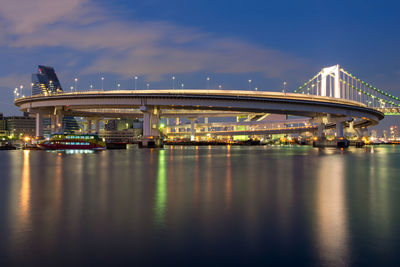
[390,126,399,139]
[1,114,36,138]
[102,119,143,142]
[383,130,388,139]
[31,65,79,135]
[371,129,378,138]
[0,113,7,136]
[32,65,63,95]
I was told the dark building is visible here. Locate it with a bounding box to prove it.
[63,116,80,134]
[31,65,79,134]
[0,113,36,138]
[32,65,63,95]
[0,113,7,136]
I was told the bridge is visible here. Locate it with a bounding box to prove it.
[13,64,398,147]
[294,65,400,115]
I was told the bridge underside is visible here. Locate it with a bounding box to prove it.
[14,90,384,145]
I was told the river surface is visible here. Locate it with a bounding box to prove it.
[0,145,399,266]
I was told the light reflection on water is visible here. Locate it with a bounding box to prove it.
[0,146,400,266]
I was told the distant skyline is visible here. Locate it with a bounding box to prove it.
[0,0,399,129]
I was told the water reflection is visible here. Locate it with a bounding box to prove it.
[154,150,167,228]
[20,150,31,228]
[316,155,349,265]
[0,146,399,266]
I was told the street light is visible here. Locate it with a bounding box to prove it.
[181,83,184,89]
[20,85,23,96]
[206,77,211,89]
[248,79,252,90]
[70,86,74,92]
[255,87,258,91]
[74,78,78,91]
[146,83,150,89]
[172,76,176,89]
[134,76,138,90]
[101,77,104,91]
[218,85,222,89]
[117,83,121,90]
[90,84,93,91]
[283,81,287,93]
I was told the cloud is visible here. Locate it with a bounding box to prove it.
[0,0,306,81]
[0,73,30,90]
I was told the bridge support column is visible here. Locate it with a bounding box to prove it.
[176,118,180,133]
[165,118,170,134]
[35,112,44,138]
[190,118,195,141]
[87,119,92,133]
[95,119,100,134]
[336,122,344,138]
[56,113,63,133]
[204,117,209,132]
[140,106,162,148]
[50,116,56,134]
[317,123,326,139]
[52,107,64,133]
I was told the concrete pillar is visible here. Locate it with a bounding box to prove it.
[35,112,44,138]
[336,121,344,138]
[56,112,63,133]
[50,115,56,134]
[87,120,92,133]
[140,106,161,147]
[95,119,100,133]
[176,117,180,133]
[166,118,170,133]
[190,118,195,141]
[317,123,325,139]
[204,117,209,132]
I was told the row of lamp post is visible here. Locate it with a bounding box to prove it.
[15,76,289,97]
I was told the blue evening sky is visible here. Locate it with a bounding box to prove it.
[0,0,399,129]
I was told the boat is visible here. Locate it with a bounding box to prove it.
[37,134,106,150]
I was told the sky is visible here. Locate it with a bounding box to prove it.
[0,0,399,129]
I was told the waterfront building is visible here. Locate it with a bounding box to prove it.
[390,126,399,139]
[0,113,6,132]
[32,65,63,95]
[383,130,388,139]
[371,129,378,138]
[31,65,79,135]
[102,119,143,142]
[5,114,35,138]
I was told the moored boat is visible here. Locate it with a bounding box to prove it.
[37,134,106,150]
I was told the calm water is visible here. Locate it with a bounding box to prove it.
[0,145,399,266]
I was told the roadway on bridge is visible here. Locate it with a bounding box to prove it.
[14,90,384,127]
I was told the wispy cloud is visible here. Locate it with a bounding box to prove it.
[0,0,306,81]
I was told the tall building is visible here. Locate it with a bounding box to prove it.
[371,130,378,138]
[31,65,79,134]
[0,113,7,136]
[383,130,388,139]
[31,65,63,95]
[390,126,399,139]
